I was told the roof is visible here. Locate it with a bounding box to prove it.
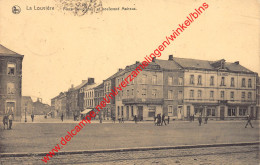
[84,83,99,90]
[173,57,214,70]
[94,82,104,89]
[104,69,126,81]
[0,44,23,57]
[71,81,89,91]
[171,57,254,73]
[154,59,181,70]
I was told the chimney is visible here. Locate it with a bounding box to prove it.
[118,68,123,72]
[88,78,95,84]
[168,55,173,61]
[234,61,239,65]
[152,57,156,62]
[136,61,139,64]
[71,84,74,88]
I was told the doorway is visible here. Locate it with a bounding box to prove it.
[220,106,225,120]
[137,106,143,120]
[177,106,182,119]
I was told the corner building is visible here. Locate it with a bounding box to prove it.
[0,45,24,121]
[114,55,258,121]
[116,61,164,121]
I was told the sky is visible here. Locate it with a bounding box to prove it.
[0,0,259,104]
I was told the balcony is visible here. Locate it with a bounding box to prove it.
[122,98,164,105]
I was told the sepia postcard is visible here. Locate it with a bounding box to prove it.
[0,0,259,164]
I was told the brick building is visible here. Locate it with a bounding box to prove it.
[93,82,104,119]
[0,44,24,121]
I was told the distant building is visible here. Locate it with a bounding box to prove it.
[94,82,104,119]
[33,98,52,115]
[51,92,66,118]
[21,96,34,120]
[66,78,94,119]
[83,83,98,110]
[103,69,124,120]
[0,44,24,121]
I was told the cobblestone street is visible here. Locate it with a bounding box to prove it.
[0,120,259,164]
[0,145,259,165]
[0,121,259,153]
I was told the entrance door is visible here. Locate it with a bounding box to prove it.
[187,106,190,120]
[137,106,143,120]
[220,106,225,120]
[126,106,129,120]
[177,106,182,119]
[6,102,15,114]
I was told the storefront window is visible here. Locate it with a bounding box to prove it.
[168,105,173,115]
[207,108,216,116]
[194,107,203,115]
[148,106,156,117]
[239,108,247,116]
[228,107,236,116]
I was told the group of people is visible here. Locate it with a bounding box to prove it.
[198,115,208,126]
[2,114,13,130]
[154,114,170,126]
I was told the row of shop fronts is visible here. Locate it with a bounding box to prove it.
[97,102,257,121]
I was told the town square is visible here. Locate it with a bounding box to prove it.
[0,0,259,164]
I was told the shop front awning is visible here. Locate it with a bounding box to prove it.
[80,109,93,114]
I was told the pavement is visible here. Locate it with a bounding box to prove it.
[0,119,259,164]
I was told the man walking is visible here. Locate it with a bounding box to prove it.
[198,115,202,126]
[162,114,167,126]
[8,114,13,129]
[245,114,253,128]
[167,116,170,124]
[31,114,34,122]
[134,115,137,124]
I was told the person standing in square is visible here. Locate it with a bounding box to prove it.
[8,114,13,129]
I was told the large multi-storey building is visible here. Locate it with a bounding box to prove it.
[116,61,164,121]
[173,57,257,120]
[114,55,258,121]
[0,45,24,121]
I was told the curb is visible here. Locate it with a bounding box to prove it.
[0,141,259,158]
